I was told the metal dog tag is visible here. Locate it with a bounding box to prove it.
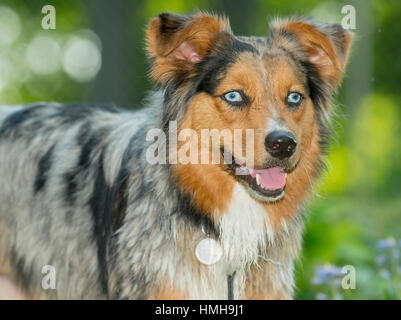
[195,238,223,265]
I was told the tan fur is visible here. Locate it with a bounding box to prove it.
[147,12,231,84]
[148,279,188,300]
[0,277,27,300]
[272,18,352,88]
[148,289,187,300]
[0,223,11,276]
[0,229,29,300]
[173,49,323,227]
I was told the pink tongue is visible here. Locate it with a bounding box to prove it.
[250,166,286,190]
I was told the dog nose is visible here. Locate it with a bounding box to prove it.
[265,131,297,159]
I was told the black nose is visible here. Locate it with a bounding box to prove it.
[265,131,297,159]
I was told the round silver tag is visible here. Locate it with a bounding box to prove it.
[195,238,223,265]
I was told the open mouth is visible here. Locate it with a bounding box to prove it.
[227,158,287,202]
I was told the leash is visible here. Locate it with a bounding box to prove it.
[196,223,237,300]
[227,271,236,300]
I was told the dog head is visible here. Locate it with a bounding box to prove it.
[146,12,352,210]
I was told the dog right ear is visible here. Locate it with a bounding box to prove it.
[271,18,353,90]
[146,12,231,85]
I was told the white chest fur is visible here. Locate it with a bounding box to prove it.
[219,183,275,273]
[178,183,278,299]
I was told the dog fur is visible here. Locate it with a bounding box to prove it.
[0,12,352,299]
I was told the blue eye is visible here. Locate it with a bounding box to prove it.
[286,92,303,107]
[221,90,247,107]
[225,91,242,102]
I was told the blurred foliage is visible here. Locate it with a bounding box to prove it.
[0,0,400,299]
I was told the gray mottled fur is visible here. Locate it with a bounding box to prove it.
[0,95,304,299]
[0,13,350,299]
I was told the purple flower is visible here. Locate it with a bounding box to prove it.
[392,249,400,260]
[377,238,396,249]
[316,292,329,300]
[379,268,392,280]
[333,278,342,287]
[312,265,343,285]
[376,254,387,265]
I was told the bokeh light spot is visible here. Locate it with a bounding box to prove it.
[26,35,61,75]
[0,53,13,92]
[0,6,21,47]
[62,31,102,83]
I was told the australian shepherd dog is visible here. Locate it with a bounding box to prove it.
[0,12,352,299]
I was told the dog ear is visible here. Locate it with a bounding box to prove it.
[271,18,353,89]
[146,12,231,85]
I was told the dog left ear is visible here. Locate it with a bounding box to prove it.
[146,12,231,85]
[272,18,353,89]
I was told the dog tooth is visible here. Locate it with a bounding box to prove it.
[256,173,260,186]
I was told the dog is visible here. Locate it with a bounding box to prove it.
[0,12,352,299]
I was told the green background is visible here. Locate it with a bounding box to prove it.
[0,0,400,299]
